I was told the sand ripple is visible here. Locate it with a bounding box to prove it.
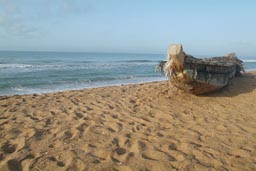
[0,72,256,171]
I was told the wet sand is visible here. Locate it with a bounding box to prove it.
[0,72,256,171]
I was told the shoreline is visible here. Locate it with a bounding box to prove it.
[0,77,167,97]
[0,71,255,171]
[1,70,256,97]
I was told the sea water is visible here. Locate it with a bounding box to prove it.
[0,51,167,96]
[0,51,255,96]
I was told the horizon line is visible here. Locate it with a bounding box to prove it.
[0,50,255,58]
[0,49,166,55]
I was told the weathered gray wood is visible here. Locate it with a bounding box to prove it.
[156,44,244,94]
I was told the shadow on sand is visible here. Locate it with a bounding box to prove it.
[202,72,256,97]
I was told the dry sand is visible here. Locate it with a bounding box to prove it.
[0,72,256,171]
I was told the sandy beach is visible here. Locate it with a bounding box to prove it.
[0,72,255,171]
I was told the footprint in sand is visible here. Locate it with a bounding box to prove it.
[45,118,51,126]
[157,132,164,137]
[129,99,136,104]
[7,159,22,171]
[75,112,84,119]
[25,114,40,121]
[48,156,57,162]
[63,130,73,140]
[107,122,123,133]
[111,156,122,165]
[90,125,111,137]
[48,156,65,167]
[115,147,127,155]
[0,116,9,120]
[137,141,147,152]
[129,122,135,125]
[50,111,56,115]
[76,122,89,136]
[112,114,118,119]
[141,150,176,161]
[112,137,120,147]
[168,142,177,150]
[57,161,65,167]
[0,120,9,126]
[1,142,17,154]
[33,129,47,141]
[107,127,116,133]
[0,153,4,160]
[85,106,93,111]
[124,139,132,147]
[126,152,135,162]
[88,143,97,148]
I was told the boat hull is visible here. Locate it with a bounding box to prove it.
[162,44,244,95]
[171,81,224,95]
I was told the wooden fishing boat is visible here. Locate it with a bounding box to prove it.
[157,44,244,95]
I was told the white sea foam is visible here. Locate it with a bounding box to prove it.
[243,59,256,62]
[0,51,254,96]
[0,64,34,68]
[0,62,156,70]
[1,76,167,96]
[0,64,64,69]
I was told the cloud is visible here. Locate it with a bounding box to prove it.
[0,0,90,38]
[0,15,39,38]
[0,0,39,38]
[58,0,88,14]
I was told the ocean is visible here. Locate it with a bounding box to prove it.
[0,51,255,96]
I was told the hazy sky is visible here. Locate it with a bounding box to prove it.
[0,0,255,56]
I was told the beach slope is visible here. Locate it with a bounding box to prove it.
[0,72,256,171]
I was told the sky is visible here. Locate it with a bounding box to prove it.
[0,0,255,56]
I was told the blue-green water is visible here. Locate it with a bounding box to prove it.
[0,51,255,96]
[0,51,167,95]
